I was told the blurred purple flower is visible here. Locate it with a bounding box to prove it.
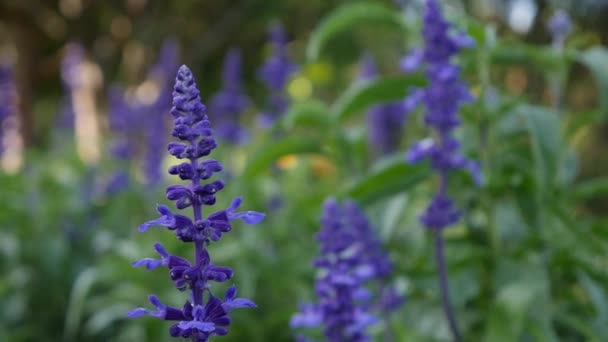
[547,9,572,49]
[359,56,408,156]
[143,39,179,186]
[209,48,250,144]
[291,198,402,341]
[107,86,135,159]
[104,85,135,193]
[128,65,264,342]
[257,23,297,127]
[57,42,85,130]
[61,42,86,89]
[402,0,481,231]
[0,63,16,155]
[400,2,479,341]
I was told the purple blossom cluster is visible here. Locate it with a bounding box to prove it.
[104,86,134,193]
[143,39,180,186]
[0,64,16,152]
[128,65,265,341]
[291,198,403,342]
[401,0,480,230]
[209,49,250,144]
[398,2,480,341]
[257,24,297,127]
[547,9,572,49]
[57,42,85,130]
[359,56,407,156]
[103,39,177,193]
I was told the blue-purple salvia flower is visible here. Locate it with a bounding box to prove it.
[257,23,297,127]
[0,64,15,153]
[104,86,134,193]
[291,199,402,342]
[143,39,179,186]
[359,56,407,156]
[209,48,250,144]
[401,0,480,230]
[0,64,14,132]
[57,42,85,130]
[128,65,265,342]
[547,9,571,49]
[400,2,478,340]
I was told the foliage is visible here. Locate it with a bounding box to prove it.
[1,1,608,342]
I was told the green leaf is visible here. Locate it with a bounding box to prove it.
[485,262,549,342]
[341,157,429,205]
[242,137,324,178]
[577,271,608,324]
[554,314,604,342]
[332,75,426,122]
[280,100,331,130]
[565,110,604,138]
[493,198,528,245]
[64,268,98,340]
[85,304,132,335]
[306,2,407,61]
[491,44,566,70]
[578,47,608,112]
[516,105,564,194]
[572,177,608,200]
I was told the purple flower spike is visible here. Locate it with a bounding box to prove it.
[403,0,481,230]
[128,65,264,342]
[0,64,18,155]
[547,9,572,49]
[359,56,408,156]
[104,85,137,194]
[257,23,298,127]
[292,198,403,342]
[56,42,85,131]
[401,1,480,341]
[209,48,250,144]
[143,39,180,186]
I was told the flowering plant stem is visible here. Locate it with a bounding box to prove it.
[433,229,461,342]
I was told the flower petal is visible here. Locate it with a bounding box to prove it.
[229,211,265,225]
[139,205,175,232]
[222,298,256,312]
[177,320,215,333]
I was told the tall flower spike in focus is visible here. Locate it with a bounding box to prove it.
[400,1,479,341]
[257,23,297,127]
[359,56,408,156]
[291,198,403,342]
[128,65,265,342]
[209,48,250,144]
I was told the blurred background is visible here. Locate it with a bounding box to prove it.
[1,0,608,341]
